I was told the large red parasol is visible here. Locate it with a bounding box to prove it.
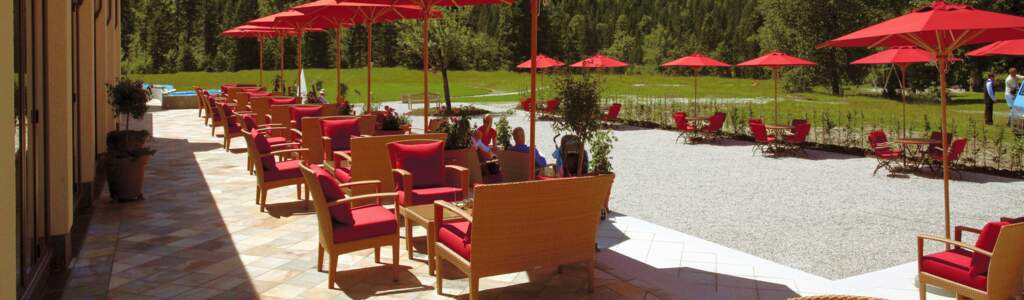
[967,39,1024,57]
[737,51,816,123]
[516,54,564,69]
[222,25,324,88]
[851,46,959,138]
[662,54,732,113]
[571,54,630,69]
[820,0,1024,240]
[247,11,332,90]
[290,1,438,109]
[346,0,514,143]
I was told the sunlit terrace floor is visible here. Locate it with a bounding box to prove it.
[49,103,1018,299]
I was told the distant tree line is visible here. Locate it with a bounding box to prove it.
[122,0,1024,96]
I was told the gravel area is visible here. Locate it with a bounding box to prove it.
[394,102,1024,280]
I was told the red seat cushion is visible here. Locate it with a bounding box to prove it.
[264,160,302,182]
[333,166,353,183]
[270,97,299,105]
[920,249,987,291]
[332,205,397,243]
[388,141,445,189]
[438,221,471,260]
[971,222,1008,276]
[290,106,323,130]
[266,136,288,146]
[398,186,463,206]
[322,118,360,151]
[252,132,278,170]
[309,165,354,225]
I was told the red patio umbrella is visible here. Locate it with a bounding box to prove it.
[291,1,437,109]
[247,11,331,91]
[221,25,319,88]
[736,51,816,123]
[967,39,1024,57]
[571,54,630,69]
[851,46,959,138]
[516,54,563,101]
[820,0,1024,240]
[347,0,514,136]
[662,54,732,113]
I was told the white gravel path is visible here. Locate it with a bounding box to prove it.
[393,101,1024,280]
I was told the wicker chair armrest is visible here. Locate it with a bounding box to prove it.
[917,234,992,258]
[337,180,382,192]
[327,192,398,208]
[434,200,473,223]
[954,226,982,242]
[269,142,301,149]
[444,165,470,197]
[333,151,352,162]
[260,148,308,158]
[392,168,413,200]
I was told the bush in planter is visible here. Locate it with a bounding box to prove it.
[378,106,411,131]
[437,114,473,150]
[589,130,616,174]
[105,77,156,202]
[553,73,604,175]
[496,115,512,150]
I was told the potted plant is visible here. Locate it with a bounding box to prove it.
[589,130,617,219]
[437,113,484,183]
[496,115,513,150]
[552,73,604,176]
[105,77,156,202]
[375,106,411,135]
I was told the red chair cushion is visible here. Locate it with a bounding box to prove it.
[308,164,354,225]
[266,136,288,146]
[333,166,353,183]
[970,221,1008,276]
[920,249,987,291]
[264,160,302,182]
[398,186,463,206]
[290,106,323,130]
[388,141,445,189]
[438,221,471,260]
[332,205,397,243]
[322,118,360,151]
[270,97,299,105]
[252,132,278,170]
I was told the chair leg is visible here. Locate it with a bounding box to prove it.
[374,247,381,264]
[919,279,927,300]
[328,254,338,289]
[469,274,479,300]
[435,256,443,295]
[586,260,596,293]
[317,244,324,272]
[873,161,883,176]
[255,187,261,205]
[224,135,231,151]
[405,221,414,260]
[392,236,400,283]
[259,187,268,212]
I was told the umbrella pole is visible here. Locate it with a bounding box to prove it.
[693,67,699,114]
[937,54,952,241]
[900,65,909,138]
[279,36,285,89]
[336,26,341,103]
[367,23,373,111]
[422,11,430,132]
[297,29,304,96]
[773,67,780,123]
[259,37,264,88]
[528,0,538,179]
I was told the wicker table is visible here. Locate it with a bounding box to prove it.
[401,201,471,275]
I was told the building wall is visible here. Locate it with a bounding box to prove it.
[46,0,74,262]
[0,0,17,299]
[78,0,96,193]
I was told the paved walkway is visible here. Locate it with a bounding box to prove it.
[50,106,985,299]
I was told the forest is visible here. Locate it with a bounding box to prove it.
[122,0,1024,96]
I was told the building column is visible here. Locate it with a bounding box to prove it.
[45,0,74,266]
[77,0,96,205]
[94,0,108,154]
[0,0,18,298]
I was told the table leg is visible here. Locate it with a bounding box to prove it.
[427,221,436,276]
[405,220,414,260]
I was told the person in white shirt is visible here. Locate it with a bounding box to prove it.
[1007,69,1024,126]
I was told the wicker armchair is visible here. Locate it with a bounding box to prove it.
[918,222,1024,300]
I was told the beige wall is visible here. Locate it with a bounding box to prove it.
[0,0,16,299]
[94,0,109,152]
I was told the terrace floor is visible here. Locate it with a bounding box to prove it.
[49,103,1011,299]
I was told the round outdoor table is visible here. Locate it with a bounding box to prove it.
[688,116,710,128]
[894,138,940,168]
[764,124,793,135]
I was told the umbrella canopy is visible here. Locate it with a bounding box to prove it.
[820,0,1024,240]
[661,53,731,68]
[967,39,1024,57]
[737,51,816,68]
[662,54,732,114]
[571,54,630,69]
[221,25,322,87]
[516,54,564,69]
[737,51,816,123]
[247,10,334,95]
[851,46,948,138]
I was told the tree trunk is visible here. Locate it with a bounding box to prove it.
[442,64,452,112]
[830,56,843,96]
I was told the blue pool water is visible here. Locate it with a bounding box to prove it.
[167,89,221,97]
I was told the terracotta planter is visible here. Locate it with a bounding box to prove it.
[106,154,152,202]
[444,148,482,184]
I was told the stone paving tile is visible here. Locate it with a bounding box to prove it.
[49,108,950,300]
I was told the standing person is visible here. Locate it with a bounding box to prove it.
[1005,68,1024,125]
[985,74,996,125]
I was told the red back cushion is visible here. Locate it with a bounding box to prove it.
[290,106,323,130]
[309,164,354,225]
[252,132,278,170]
[970,221,1009,276]
[387,141,445,189]
[322,118,360,151]
[242,115,258,131]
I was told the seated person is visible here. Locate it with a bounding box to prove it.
[471,130,500,175]
[477,114,497,149]
[509,127,547,169]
